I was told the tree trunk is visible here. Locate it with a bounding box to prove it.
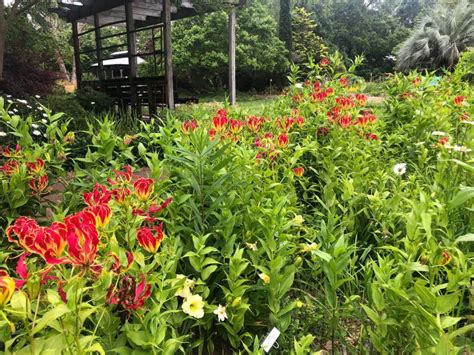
[279,0,292,54]
[71,55,77,89]
[55,49,70,81]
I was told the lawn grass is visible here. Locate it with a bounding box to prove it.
[175,92,278,118]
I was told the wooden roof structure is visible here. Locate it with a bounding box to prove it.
[53,0,243,112]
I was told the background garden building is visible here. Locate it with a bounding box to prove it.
[53,0,243,114]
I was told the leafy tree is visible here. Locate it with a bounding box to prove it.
[396,0,474,71]
[279,0,292,52]
[308,0,409,77]
[0,0,44,80]
[172,0,289,90]
[292,6,327,63]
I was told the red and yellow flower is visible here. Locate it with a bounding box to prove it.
[106,274,152,312]
[29,175,48,194]
[137,223,164,253]
[293,167,305,177]
[64,211,99,268]
[277,133,289,148]
[133,178,155,201]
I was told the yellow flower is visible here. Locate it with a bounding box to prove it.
[296,300,304,308]
[302,242,318,253]
[213,304,228,322]
[259,273,270,284]
[0,272,15,307]
[293,215,305,226]
[174,274,195,298]
[182,294,205,319]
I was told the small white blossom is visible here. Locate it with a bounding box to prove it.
[32,130,41,136]
[91,101,96,105]
[453,145,472,153]
[17,99,27,104]
[32,123,39,129]
[213,305,228,322]
[431,131,446,136]
[27,105,32,109]
[8,111,14,115]
[393,163,407,176]
[7,99,13,104]
[13,109,18,113]
[295,83,304,89]
[38,106,44,111]
[0,132,7,137]
[42,119,48,124]
[6,95,11,98]
[35,95,41,99]
[43,113,48,118]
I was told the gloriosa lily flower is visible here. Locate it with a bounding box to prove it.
[64,211,99,269]
[106,273,152,312]
[277,133,289,148]
[83,184,112,206]
[137,223,164,253]
[213,109,228,132]
[28,175,48,194]
[87,204,112,229]
[293,167,304,177]
[133,178,155,201]
[182,119,198,134]
[26,159,45,176]
[6,217,67,265]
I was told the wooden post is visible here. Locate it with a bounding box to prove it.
[163,0,174,109]
[125,2,138,110]
[93,13,104,83]
[71,20,82,90]
[228,9,236,106]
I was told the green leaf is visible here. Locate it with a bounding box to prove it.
[32,304,71,335]
[440,316,461,329]
[454,233,474,243]
[435,293,459,314]
[361,304,381,325]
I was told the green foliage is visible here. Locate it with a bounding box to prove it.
[396,0,474,71]
[172,0,289,90]
[279,0,293,52]
[292,7,327,64]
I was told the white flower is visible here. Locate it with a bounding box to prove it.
[32,130,41,136]
[213,305,228,322]
[43,113,48,118]
[0,132,7,137]
[32,123,39,129]
[246,242,258,251]
[17,99,27,104]
[35,95,41,99]
[453,145,472,153]
[175,274,195,298]
[295,83,304,89]
[42,119,48,124]
[13,109,18,113]
[393,163,407,176]
[8,111,14,115]
[6,95,11,98]
[431,131,446,136]
[26,105,32,109]
[38,106,44,111]
[91,101,96,105]
[7,100,13,104]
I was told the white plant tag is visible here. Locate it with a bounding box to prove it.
[261,327,281,353]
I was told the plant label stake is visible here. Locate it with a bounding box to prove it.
[261,327,281,353]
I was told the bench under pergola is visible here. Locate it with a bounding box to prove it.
[53,0,243,114]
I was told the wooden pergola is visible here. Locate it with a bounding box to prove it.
[53,0,243,113]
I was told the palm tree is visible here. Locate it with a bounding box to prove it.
[396,0,474,71]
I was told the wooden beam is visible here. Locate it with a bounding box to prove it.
[163,0,174,109]
[71,20,83,90]
[94,13,105,82]
[228,9,236,106]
